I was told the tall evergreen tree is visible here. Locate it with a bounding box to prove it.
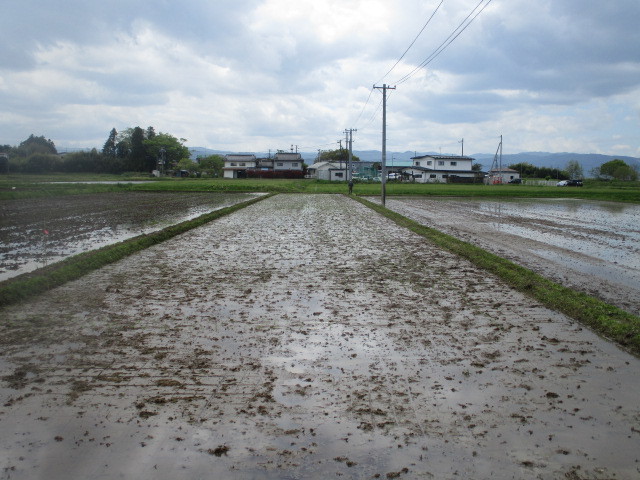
[129,126,147,171]
[102,128,118,157]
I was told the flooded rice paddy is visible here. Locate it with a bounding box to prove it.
[376,196,640,316]
[0,194,639,479]
[0,191,262,281]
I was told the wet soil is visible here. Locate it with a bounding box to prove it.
[374,196,640,316]
[0,194,639,479]
[0,191,260,281]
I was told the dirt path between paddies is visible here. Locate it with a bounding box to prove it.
[1,194,638,479]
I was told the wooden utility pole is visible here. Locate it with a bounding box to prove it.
[374,84,396,206]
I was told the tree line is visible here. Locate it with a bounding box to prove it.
[508,159,638,181]
[0,129,225,176]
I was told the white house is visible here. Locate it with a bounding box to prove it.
[306,161,348,181]
[403,155,476,183]
[223,154,257,179]
[485,168,521,184]
[273,152,303,172]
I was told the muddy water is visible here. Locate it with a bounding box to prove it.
[377,196,640,315]
[0,191,262,281]
[0,194,639,479]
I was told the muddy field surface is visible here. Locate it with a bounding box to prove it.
[1,194,639,479]
[0,191,260,281]
[373,196,640,316]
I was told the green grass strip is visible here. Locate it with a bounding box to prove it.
[0,193,275,308]
[355,196,640,357]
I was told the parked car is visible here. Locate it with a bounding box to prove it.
[566,179,583,187]
[556,180,568,186]
[508,178,522,184]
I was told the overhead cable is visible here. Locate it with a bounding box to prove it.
[375,0,445,85]
[394,0,493,86]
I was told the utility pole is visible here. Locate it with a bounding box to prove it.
[374,84,396,206]
[345,128,357,182]
[459,138,464,157]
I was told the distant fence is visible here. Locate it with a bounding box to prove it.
[523,180,559,186]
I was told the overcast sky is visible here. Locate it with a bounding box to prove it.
[1,0,639,156]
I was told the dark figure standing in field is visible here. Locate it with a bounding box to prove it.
[348,179,353,195]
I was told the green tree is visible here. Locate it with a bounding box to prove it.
[17,134,57,157]
[599,159,627,176]
[60,149,104,173]
[198,154,224,177]
[115,140,130,159]
[23,153,61,173]
[613,165,638,181]
[508,162,537,177]
[129,126,147,171]
[102,128,118,157]
[319,149,360,163]
[175,158,198,174]
[144,133,190,170]
[565,160,584,179]
[599,159,637,180]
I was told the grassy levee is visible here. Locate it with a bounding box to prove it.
[0,193,275,308]
[355,196,640,357]
[2,174,639,202]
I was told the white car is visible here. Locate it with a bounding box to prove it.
[556,180,568,186]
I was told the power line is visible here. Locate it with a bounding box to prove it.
[394,0,493,86]
[375,0,445,85]
[353,86,375,129]
[353,2,443,129]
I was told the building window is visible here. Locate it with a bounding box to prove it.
[450,161,457,166]
[292,163,298,167]
[430,174,437,178]
[276,162,284,167]
[230,162,237,166]
[415,161,420,166]
[335,172,344,178]
[427,161,432,165]
[415,174,423,178]
[240,163,246,166]
[438,161,445,166]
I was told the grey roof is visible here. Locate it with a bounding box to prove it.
[410,154,475,161]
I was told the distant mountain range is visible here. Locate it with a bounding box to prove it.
[189,147,639,175]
